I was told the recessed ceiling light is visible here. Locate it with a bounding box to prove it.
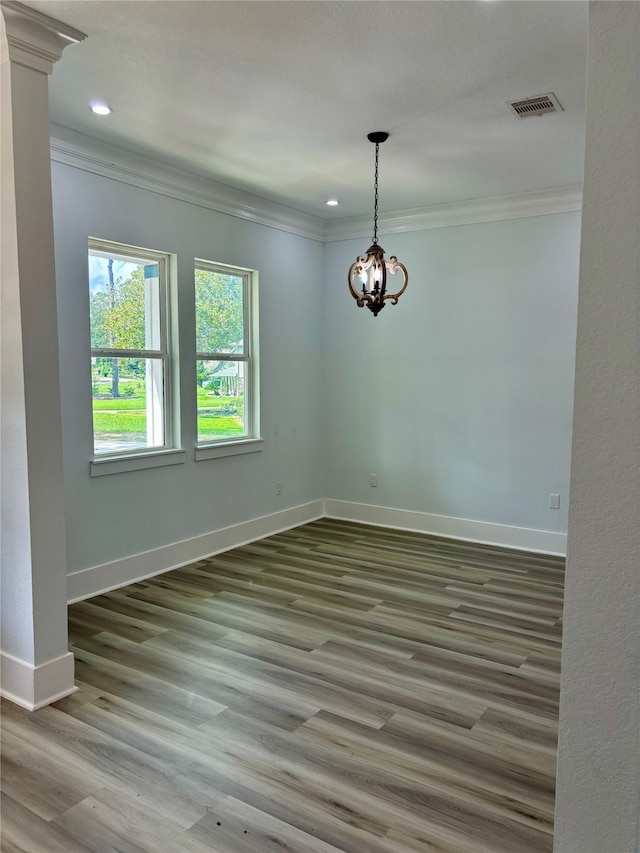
[326,199,340,207]
[90,104,113,116]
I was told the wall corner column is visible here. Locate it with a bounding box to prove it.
[1,1,86,709]
[554,2,640,851]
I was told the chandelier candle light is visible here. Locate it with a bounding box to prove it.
[348,132,408,317]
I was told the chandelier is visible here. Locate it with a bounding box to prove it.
[348,132,408,317]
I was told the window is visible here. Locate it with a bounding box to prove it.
[195,261,259,446]
[88,240,175,458]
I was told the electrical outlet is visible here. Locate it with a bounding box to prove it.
[549,493,560,509]
[369,474,378,488]
[276,481,283,496]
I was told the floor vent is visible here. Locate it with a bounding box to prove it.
[506,93,563,119]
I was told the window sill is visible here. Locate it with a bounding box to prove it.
[90,448,187,477]
[195,438,264,461]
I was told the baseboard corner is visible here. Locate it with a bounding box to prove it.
[0,650,76,711]
[323,499,567,556]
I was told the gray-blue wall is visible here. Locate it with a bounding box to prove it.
[52,162,325,574]
[323,214,580,534]
[52,160,580,578]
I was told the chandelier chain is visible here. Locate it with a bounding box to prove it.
[373,142,379,244]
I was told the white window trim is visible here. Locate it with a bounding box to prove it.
[194,438,264,461]
[90,448,187,477]
[194,260,260,453]
[89,239,180,463]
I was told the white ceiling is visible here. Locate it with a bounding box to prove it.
[24,0,588,221]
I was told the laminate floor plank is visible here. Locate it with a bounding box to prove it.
[72,648,228,727]
[52,787,216,853]
[68,599,170,644]
[294,710,554,826]
[187,796,347,853]
[194,708,552,853]
[181,760,396,853]
[0,700,218,819]
[212,591,429,659]
[0,727,103,821]
[1,519,563,852]
[0,792,93,853]
[124,586,333,652]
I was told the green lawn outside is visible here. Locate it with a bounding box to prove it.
[92,387,244,439]
[197,415,244,439]
[92,397,148,411]
[197,388,243,438]
[92,411,146,433]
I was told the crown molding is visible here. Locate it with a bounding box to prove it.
[326,185,583,243]
[1,1,86,73]
[50,125,582,244]
[49,125,327,243]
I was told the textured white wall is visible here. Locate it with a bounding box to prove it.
[323,213,580,537]
[554,3,640,851]
[51,163,325,574]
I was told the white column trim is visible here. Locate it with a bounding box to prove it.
[1,1,86,74]
[1,0,85,712]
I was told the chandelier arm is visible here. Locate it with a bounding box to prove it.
[381,258,409,304]
[348,255,376,307]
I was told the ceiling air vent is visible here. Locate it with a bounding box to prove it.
[506,93,563,119]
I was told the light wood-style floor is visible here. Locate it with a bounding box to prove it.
[1,519,564,853]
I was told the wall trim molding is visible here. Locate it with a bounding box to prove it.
[49,125,327,243]
[67,500,325,603]
[0,650,77,711]
[325,185,583,242]
[324,499,567,556]
[50,124,582,243]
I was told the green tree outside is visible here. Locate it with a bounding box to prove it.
[195,269,244,356]
[90,262,146,398]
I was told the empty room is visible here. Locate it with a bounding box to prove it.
[1,2,638,852]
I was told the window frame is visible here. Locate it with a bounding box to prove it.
[194,259,260,450]
[88,238,178,463]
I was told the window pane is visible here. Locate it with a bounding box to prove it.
[195,269,244,355]
[92,358,165,454]
[196,359,246,442]
[89,252,161,351]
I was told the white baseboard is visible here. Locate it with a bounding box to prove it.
[67,497,565,604]
[324,499,567,556]
[5,499,561,710]
[0,650,77,711]
[67,500,324,603]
